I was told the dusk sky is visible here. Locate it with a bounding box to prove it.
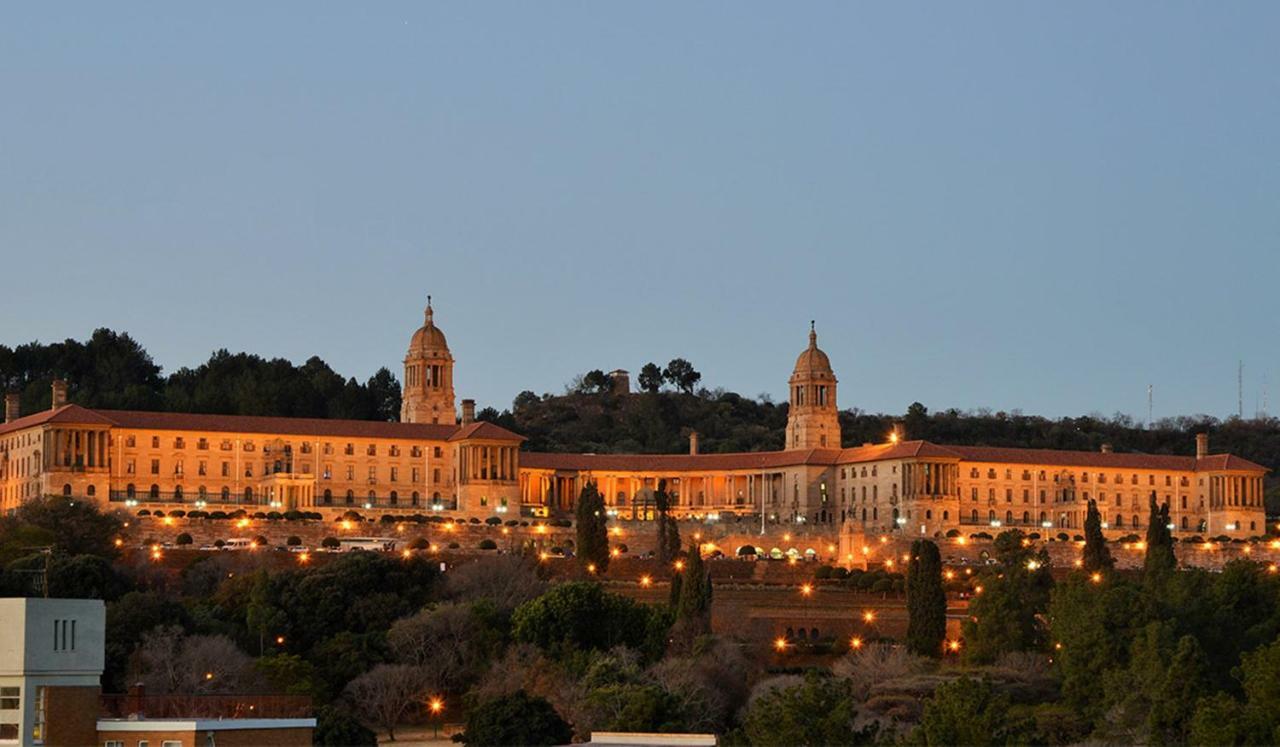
[2,3,1276,420]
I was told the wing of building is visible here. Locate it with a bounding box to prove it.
[0,307,1267,538]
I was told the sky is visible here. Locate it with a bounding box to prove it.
[2,3,1277,421]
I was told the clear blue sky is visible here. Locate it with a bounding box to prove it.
[2,3,1276,420]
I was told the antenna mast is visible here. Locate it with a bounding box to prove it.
[1239,360,1244,419]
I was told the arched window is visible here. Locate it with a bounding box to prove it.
[389,491,398,506]
[323,489,332,506]
[149,484,160,499]
[127,483,136,498]
[411,491,420,507]
[1005,510,1013,524]
[221,487,230,501]
[244,487,254,502]
[345,490,354,506]
[810,627,819,640]
[86,485,96,497]
[943,510,949,521]
[970,509,978,523]
[1132,514,1139,528]
[926,510,932,520]
[198,486,207,499]
[368,491,377,504]
[174,485,183,501]
[62,484,72,497]
[1116,515,1123,527]
[1181,516,1188,529]
[1022,511,1029,523]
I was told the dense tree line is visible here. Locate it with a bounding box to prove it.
[0,329,400,420]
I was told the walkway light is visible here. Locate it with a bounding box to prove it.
[800,583,813,597]
[862,610,876,623]
[850,636,863,649]
[639,575,652,588]
[774,637,787,652]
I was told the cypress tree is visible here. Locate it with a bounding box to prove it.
[574,481,610,573]
[1143,493,1177,581]
[675,541,712,637]
[1082,499,1114,573]
[654,479,680,566]
[906,539,947,657]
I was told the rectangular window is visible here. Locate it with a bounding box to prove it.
[31,687,45,743]
[0,686,19,709]
[221,462,230,477]
[150,460,160,475]
[104,741,124,747]
[390,467,399,482]
[161,741,181,747]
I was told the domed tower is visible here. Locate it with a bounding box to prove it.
[785,322,841,449]
[401,297,456,424]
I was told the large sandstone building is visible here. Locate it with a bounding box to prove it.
[0,301,1268,539]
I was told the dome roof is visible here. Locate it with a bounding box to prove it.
[793,322,833,376]
[409,298,449,353]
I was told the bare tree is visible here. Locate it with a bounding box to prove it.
[443,555,545,612]
[831,642,928,701]
[344,663,430,741]
[387,603,494,693]
[129,626,263,695]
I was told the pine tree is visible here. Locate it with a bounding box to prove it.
[906,539,947,657]
[1143,493,1177,582]
[575,481,610,573]
[1082,499,1114,573]
[675,541,712,638]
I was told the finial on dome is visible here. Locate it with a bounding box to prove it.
[809,320,817,347]
[425,295,434,326]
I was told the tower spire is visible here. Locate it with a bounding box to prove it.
[425,295,434,326]
[809,320,817,347]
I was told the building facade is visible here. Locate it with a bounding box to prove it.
[0,304,1268,537]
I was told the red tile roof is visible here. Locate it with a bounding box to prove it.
[520,448,842,472]
[448,421,526,442]
[0,405,527,443]
[948,445,1268,473]
[520,439,1266,474]
[0,404,116,437]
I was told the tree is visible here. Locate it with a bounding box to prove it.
[387,603,500,694]
[3,496,124,559]
[638,363,664,394]
[255,653,319,697]
[1143,493,1177,583]
[579,369,611,394]
[344,663,430,741]
[245,570,287,655]
[1048,573,1149,715]
[674,542,712,641]
[457,690,573,747]
[738,673,876,746]
[906,539,947,658]
[1081,499,1114,573]
[662,358,701,395]
[1189,637,1280,745]
[129,627,263,695]
[511,582,670,660]
[575,482,610,573]
[654,479,680,567]
[962,531,1053,663]
[313,705,378,747]
[912,677,1027,746]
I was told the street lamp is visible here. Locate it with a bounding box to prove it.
[429,697,444,738]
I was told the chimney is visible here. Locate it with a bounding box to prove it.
[4,393,18,424]
[461,399,475,425]
[125,682,146,717]
[689,431,699,455]
[50,379,68,409]
[1196,432,1209,460]
[1100,443,1113,454]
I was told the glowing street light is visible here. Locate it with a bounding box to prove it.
[849,636,863,650]
[862,610,876,624]
[774,637,788,652]
[639,575,652,588]
[800,583,813,597]
[1090,572,1102,584]
[946,639,961,653]
[674,560,685,572]
[429,697,444,738]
